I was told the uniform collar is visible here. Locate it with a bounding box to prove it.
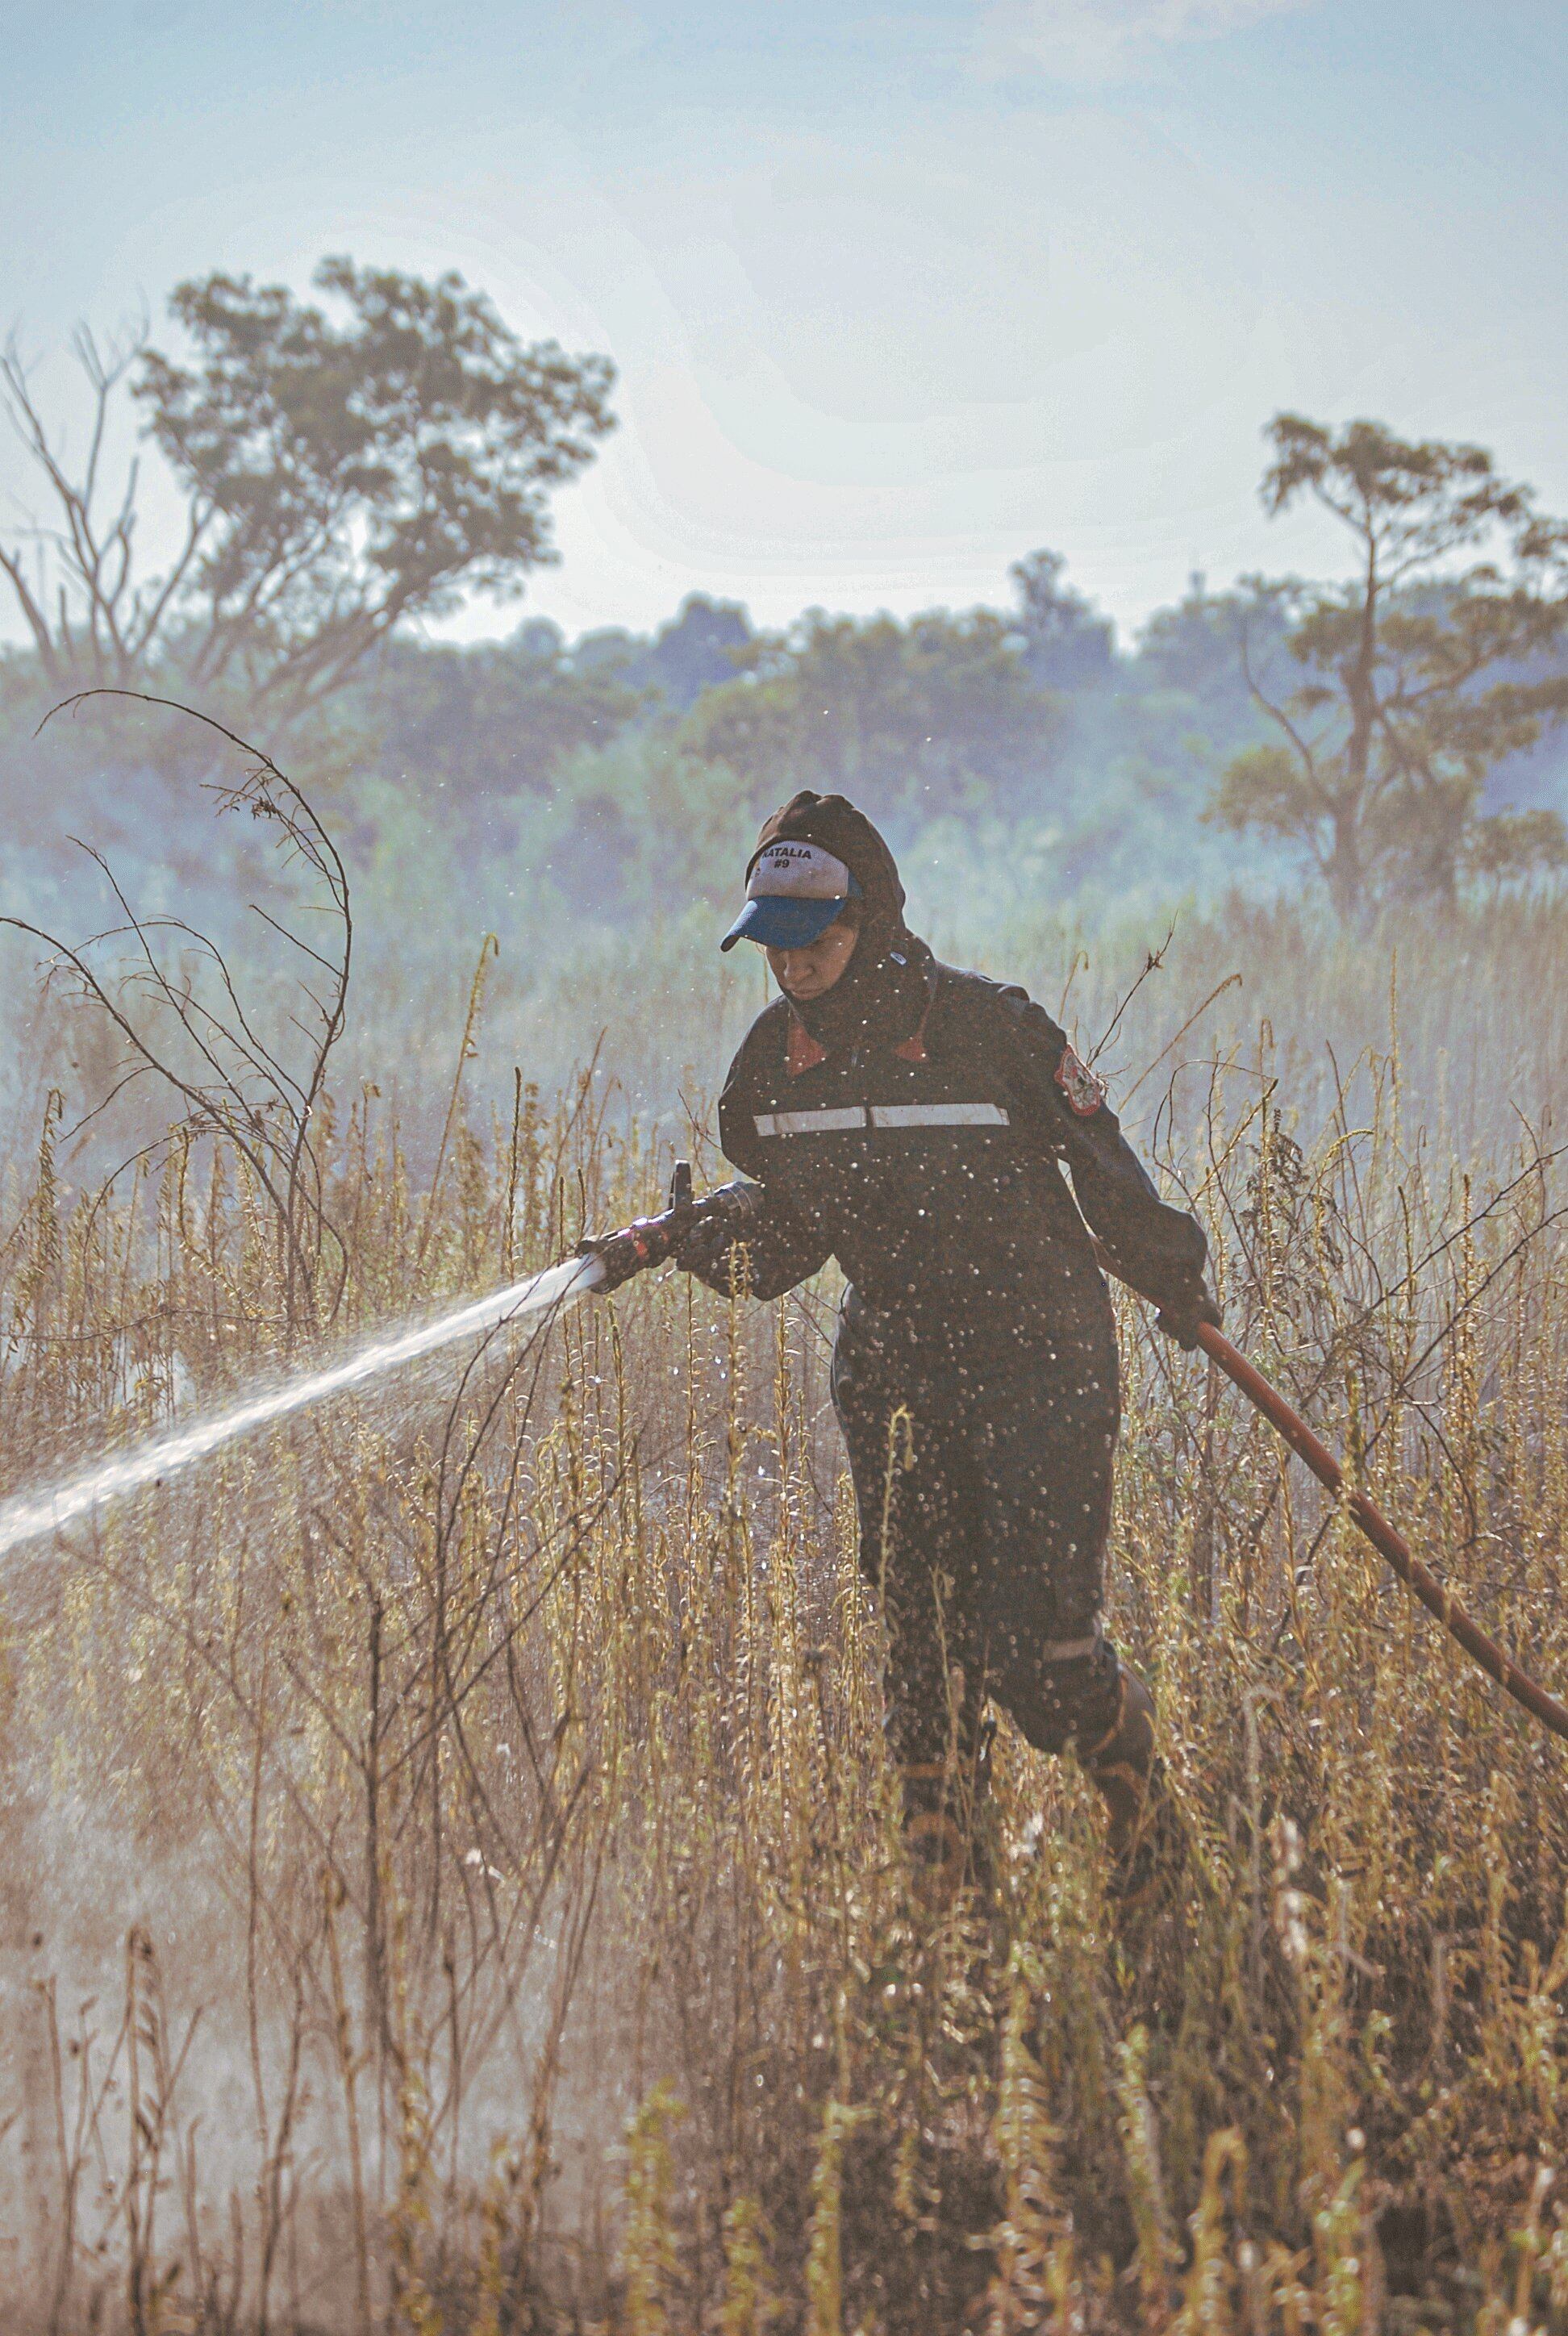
[784,957,940,1076]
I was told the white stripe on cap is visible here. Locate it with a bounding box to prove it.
[748,841,853,901]
[753,1102,1010,1137]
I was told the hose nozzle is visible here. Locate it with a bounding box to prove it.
[577,1162,760,1293]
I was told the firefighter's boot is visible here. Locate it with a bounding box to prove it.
[1079,1672,1154,1850]
[901,1762,966,1904]
[1081,1665,1162,1871]
[899,1748,993,1909]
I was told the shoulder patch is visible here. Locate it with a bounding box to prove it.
[1054,1045,1106,1116]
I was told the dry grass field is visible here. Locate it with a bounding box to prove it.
[2,873,1567,2334]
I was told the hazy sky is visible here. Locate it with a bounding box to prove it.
[3,0,1565,643]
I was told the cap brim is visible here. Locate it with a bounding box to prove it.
[719,894,849,953]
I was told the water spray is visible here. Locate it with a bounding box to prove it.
[0,1169,756,1565]
[0,1256,602,1562]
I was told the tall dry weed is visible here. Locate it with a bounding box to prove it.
[0,905,1566,2330]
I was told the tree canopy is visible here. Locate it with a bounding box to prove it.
[1010,548,1116,690]
[1209,415,1568,919]
[7,281,1568,934]
[675,607,1060,823]
[0,257,615,718]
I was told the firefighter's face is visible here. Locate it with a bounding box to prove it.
[766,915,860,999]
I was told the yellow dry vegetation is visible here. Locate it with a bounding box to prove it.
[1,906,1566,2334]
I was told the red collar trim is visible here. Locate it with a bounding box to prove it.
[894,991,934,1062]
[784,968,938,1074]
[786,1016,828,1076]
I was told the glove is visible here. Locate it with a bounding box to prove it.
[1155,1285,1222,1353]
[670,1211,743,1286]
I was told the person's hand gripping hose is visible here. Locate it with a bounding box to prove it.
[577,1162,761,1292]
[1154,1284,1224,1352]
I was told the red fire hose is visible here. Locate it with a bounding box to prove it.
[1188,1312,1568,1743]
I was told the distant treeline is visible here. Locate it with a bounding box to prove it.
[2,256,1566,949]
[336,558,1298,905]
[5,551,1566,954]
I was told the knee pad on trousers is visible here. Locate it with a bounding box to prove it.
[1013,1635,1124,1757]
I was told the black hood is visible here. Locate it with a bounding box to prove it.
[749,791,909,952]
[748,792,927,1053]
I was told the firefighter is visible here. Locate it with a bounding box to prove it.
[674,792,1219,1886]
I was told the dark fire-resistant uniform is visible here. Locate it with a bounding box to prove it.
[698,947,1210,1780]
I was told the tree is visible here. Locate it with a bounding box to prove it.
[1133,573,1292,711]
[352,620,646,807]
[1,257,615,718]
[644,594,753,710]
[675,607,1059,822]
[1010,549,1116,689]
[1208,415,1568,920]
[572,592,753,710]
[1462,805,1568,892]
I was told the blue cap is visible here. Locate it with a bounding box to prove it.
[720,840,861,953]
[720,891,855,953]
